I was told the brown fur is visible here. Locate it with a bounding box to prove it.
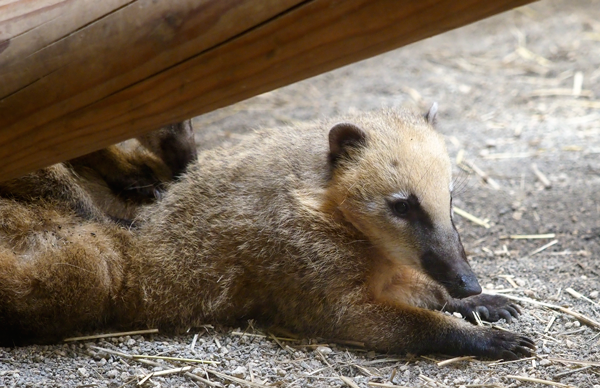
[0,109,534,359]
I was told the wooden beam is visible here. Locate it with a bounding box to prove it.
[0,0,536,181]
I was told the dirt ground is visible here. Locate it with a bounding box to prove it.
[2,0,600,387]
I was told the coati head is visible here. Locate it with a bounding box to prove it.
[327,105,481,299]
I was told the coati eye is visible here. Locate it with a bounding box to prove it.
[391,200,410,217]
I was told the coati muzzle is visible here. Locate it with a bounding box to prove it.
[419,229,482,299]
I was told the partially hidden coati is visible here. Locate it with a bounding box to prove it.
[0,107,535,359]
[0,120,197,223]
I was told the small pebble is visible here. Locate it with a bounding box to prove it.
[77,368,89,378]
[316,346,333,355]
[590,291,599,299]
[276,368,286,377]
[230,365,247,378]
[539,359,552,366]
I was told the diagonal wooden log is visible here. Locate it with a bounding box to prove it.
[0,0,535,182]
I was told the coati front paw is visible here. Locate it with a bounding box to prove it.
[448,294,521,323]
[476,329,536,360]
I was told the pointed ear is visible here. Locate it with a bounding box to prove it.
[328,122,367,165]
[424,102,438,126]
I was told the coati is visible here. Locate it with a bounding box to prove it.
[0,120,197,222]
[0,107,535,359]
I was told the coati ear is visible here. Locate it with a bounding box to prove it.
[424,102,438,126]
[328,122,367,165]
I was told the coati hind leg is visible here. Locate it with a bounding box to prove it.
[0,199,128,346]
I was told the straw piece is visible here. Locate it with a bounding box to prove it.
[553,365,592,380]
[437,356,475,367]
[572,71,583,96]
[506,375,575,387]
[340,376,361,388]
[368,383,412,388]
[463,160,500,190]
[484,292,600,329]
[453,207,491,229]
[508,233,555,239]
[231,331,297,342]
[565,287,600,308]
[138,366,193,386]
[527,239,558,257]
[531,163,552,188]
[131,354,220,365]
[63,329,158,342]
[548,358,600,367]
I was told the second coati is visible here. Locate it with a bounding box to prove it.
[0,120,197,223]
[0,107,535,359]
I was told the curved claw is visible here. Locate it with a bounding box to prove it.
[475,306,490,320]
[504,305,520,318]
[499,310,513,323]
[510,304,522,315]
[449,294,526,324]
[519,337,537,349]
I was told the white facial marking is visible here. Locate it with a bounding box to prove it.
[389,191,409,201]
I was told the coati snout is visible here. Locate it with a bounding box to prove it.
[419,228,482,299]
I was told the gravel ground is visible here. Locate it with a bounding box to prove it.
[2,0,600,387]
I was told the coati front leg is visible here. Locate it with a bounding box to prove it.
[363,265,532,358]
[332,297,534,360]
[369,262,522,324]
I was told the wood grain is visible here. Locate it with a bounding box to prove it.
[0,0,536,181]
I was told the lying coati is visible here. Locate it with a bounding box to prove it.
[0,108,535,359]
[0,120,197,222]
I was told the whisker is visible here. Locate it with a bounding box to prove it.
[452,169,472,198]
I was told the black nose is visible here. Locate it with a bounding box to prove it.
[452,274,482,298]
